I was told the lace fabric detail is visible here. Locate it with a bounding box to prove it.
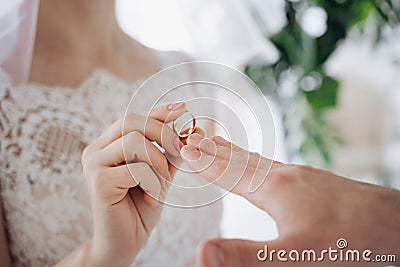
[0,52,222,267]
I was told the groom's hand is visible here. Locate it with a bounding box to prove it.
[181,134,400,267]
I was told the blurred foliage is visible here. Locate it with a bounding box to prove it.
[245,0,399,166]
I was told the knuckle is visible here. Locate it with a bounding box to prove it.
[124,112,138,122]
[214,158,228,175]
[82,164,91,180]
[83,167,107,194]
[121,113,140,132]
[268,169,296,186]
[81,144,93,164]
[81,145,100,174]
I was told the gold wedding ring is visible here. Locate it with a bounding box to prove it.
[172,111,196,138]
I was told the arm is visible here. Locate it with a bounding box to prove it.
[0,201,11,267]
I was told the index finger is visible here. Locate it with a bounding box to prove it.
[149,102,186,123]
[94,104,186,156]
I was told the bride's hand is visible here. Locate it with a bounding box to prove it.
[80,102,185,266]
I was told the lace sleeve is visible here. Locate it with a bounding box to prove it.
[0,84,24,171]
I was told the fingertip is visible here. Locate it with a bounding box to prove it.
[180,145,201,161]
[167,102,185,111]
[163,106,187,124]
[186,133,203,146]
[178,128,204,146]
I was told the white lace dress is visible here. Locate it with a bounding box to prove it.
[0,52,222,267]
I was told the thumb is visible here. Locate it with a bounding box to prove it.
[198,238,290,267]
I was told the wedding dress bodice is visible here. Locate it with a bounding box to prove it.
[0,52,222,267]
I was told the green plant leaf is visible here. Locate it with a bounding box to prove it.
[305,75,339,112]
[244,0,397,166]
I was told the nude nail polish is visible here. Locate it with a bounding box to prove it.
[167,102,184,110]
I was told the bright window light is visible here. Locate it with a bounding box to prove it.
[116,0,194,52]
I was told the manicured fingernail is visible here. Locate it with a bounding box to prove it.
[205,243,225,267]
[167,102,184,110]
[174,137,182,153]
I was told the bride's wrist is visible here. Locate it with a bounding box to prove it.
[86,238,134,267]
[82,238,114,267]
[55,238,104,267]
